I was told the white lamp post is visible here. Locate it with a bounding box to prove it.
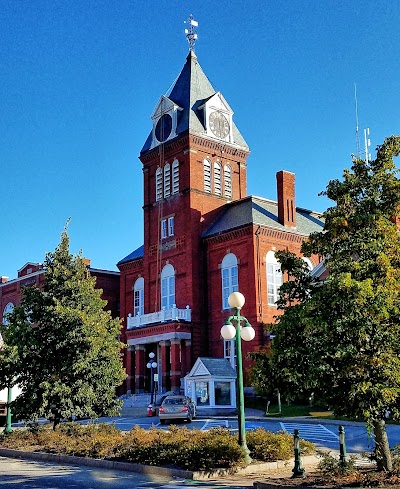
[146,352,157,405]
[220,292,255,464]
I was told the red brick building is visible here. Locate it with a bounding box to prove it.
[117,47,324,401]
[0,261,120,325]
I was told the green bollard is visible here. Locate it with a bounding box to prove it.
[4,386,12,434]
[292,429,305,478]
[339,425,347,466]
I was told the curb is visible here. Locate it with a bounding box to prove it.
[0,448,320,481]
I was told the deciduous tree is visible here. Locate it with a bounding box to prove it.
[253,136,400,471]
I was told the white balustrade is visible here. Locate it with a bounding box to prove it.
[127,305,191,329]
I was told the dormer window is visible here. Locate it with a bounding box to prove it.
[199,92,234,143]
[150,96,182,149]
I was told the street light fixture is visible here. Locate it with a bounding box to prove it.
[220,292,255,465]
[146,352,158,405]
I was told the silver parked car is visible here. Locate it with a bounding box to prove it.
[158,395,196,424]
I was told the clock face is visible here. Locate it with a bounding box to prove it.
[155,114,173,142]
[2,302,14,325]
[209,111,230,138]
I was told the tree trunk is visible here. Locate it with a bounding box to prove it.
[373,419,392,471]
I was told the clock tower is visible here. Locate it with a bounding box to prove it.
[118,18,250,393]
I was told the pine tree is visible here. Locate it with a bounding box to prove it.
[0,224,126,428]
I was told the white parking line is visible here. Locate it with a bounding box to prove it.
[280,422,339,444]
[201,419,230,431]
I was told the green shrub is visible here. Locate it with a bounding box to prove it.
[246,428,315,462]
[317,450,356,477]
[0,423,315,471]
[115,426,245,470]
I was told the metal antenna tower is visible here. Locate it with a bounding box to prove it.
[352,84,372,163]
[184,14,198,51]
[354,83,361,159]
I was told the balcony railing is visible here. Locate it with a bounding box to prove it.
[127,305,191,329]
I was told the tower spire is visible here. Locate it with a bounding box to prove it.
[184,14,198,52]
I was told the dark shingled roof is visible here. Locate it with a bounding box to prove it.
[117,245,144,265]
[203,196,324,238]
[141,51,248,154]
[197,357,237,378]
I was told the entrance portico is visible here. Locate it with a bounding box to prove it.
[126,326,192,394]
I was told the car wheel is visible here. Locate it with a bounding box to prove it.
[160,419,166,425]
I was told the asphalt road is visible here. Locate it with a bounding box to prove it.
[0,456,250,489]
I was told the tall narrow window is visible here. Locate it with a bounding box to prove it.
[266,251,283,305]
[224,164,232,198]
[204,158,211,193]
[133,277,144,316]
[168,216,174,236]
[161,219,167,239]
[156,167,162,201]
[221,253,238,310]
[161,264,175,309]
[224,339,237,369]
[214,162,222,195]
[164,163,171,198]
[172,159,179,194]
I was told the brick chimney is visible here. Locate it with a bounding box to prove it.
[277,170,296,228]
[82,258,91,267]
[1,276,8,284]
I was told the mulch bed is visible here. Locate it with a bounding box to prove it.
[255,469,400,488]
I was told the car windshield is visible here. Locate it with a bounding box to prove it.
[163,398,186,405]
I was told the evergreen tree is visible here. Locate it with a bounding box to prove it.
[0,224,126,428]
[252,136,400,471]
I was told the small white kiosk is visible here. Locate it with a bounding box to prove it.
[184,357,237,415]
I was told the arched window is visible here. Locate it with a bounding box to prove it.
[2,302,14,326]
[204,158,211,193]
[302,257,314,271]
[156,167,162,201]
[224,164,232,198]
[133,278,144,316]
[172,159,179,194]
[161,264,175,309]
[266,251,283,305]
[214,162,222,195]
[221,253,238,310]
[164,163,171,198]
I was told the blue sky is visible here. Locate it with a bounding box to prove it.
[1,1,399,280]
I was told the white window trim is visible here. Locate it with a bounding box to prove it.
[133,278,144,316]
[223,164,232,199]
[161,219,167,239]
[224,339,237,369]
[161,264,175,309]
[164,163,171,198]
[266,251,283,305]
[156,167,163,201]
[204,158,212,193]
[172,159,179,195]
[221,253,238,310]
[214,161,222,195]
[168,216,174,236]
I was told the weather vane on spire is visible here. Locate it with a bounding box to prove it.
[184,14,198,51]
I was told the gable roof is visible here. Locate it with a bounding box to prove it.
[187,357,237,378]
[203,195,324,238]
[141,51,248,153]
